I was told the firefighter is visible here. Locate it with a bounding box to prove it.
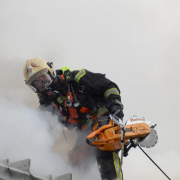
[23,57,124,180]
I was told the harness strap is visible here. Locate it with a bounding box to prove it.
[67,118,81,124]
[80,107,91,113]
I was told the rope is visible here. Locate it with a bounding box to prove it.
[138,145,171,180]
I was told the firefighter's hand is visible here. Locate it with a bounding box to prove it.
[46,90,59,101]
[110,105,124,119]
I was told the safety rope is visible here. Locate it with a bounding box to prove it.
[138,145,171,180]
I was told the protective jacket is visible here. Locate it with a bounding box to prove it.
[38,67,124,180]
[38,68,124,130]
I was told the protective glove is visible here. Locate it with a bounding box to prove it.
[109,105,124,119]
[46,90,60,101]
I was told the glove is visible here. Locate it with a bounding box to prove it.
[46,90,59,101]
[109,105,124,119]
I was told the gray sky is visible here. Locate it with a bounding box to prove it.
[0,0,180,179]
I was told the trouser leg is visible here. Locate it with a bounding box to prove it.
[68,128,96,173]
[96,149,123,180]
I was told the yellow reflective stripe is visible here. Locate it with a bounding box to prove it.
[118,155,123,180]
[113,152,119,177]
[85,119,92,128]
[113,152,122,180]
[74,69,86,83]
[57,96,66,104]
[104,88,120,99]
[115,100,121,105]
[115,100,124,109]
[97,107,108,117]
[60,66,72,73]
[121,170,123,180]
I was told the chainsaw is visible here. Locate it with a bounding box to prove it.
[85,113,172,180]
[86,113,158,153]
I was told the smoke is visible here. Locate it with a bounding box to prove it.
[0,94,100,179]
[1,0,180,179]
[0,58,100,179]
[0,95,63,177]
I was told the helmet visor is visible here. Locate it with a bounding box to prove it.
[31,73,52,91]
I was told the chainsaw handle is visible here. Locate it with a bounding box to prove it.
[109,114,126,174]
[109,114,124,129]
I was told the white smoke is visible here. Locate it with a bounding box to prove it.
[0,95,63,176]
[1,0,180,179]
[0,94,100,179]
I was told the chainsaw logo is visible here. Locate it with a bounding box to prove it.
[130,117,145,122]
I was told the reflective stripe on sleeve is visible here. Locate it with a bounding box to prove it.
[74,69,86,83]
[104,88,120,99]
[113,152,123,180]
[115,100,124,109]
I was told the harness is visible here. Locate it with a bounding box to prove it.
[53,68,108,130]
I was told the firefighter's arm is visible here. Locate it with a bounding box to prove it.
[104,87,124,119]
[73,69,124,118]
[38,93,76,130]
[37,93,57,115]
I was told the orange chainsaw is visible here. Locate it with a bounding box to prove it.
[86,113,158,152]
[86,112,158,172]
[85,112,172,179]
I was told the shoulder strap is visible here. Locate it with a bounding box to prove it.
[60,66,73,73]
[86,93,98,115]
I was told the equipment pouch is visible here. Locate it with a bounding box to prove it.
[64,70,74,82]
